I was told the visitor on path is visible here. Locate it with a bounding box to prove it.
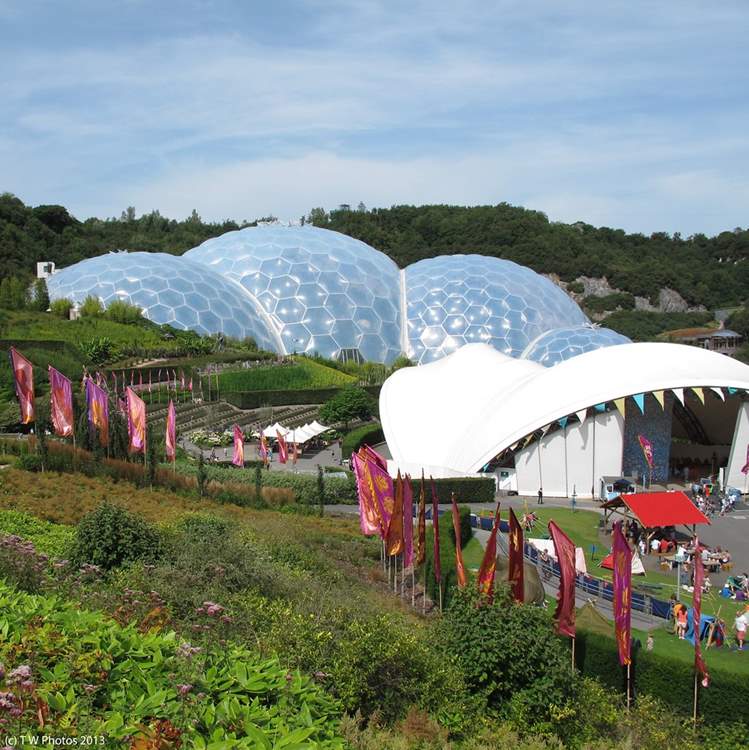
[537,487,543,505]
[676,604,688,640]
[734,609,747,650]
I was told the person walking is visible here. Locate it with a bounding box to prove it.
[735,609,747,650]
[537,487,544,505]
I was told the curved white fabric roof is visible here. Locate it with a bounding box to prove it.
[380,342,749,475]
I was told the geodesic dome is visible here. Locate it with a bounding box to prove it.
[47,251,279,350]
[184,225,402,364]
[522,325,631,367]
[404,255,589,364]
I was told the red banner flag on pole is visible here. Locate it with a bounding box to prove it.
[125,387,146,454]
[477,503,500,602]
[416,472,426,566]
[232,424,244,467]
[352,451,381,536]
[430,476,441,584]
[548,520,576,638]
[509,507,525,603]
[403,474,414,568]
[9,347,35,424]
[86,377,109,446]
[276,430,288,464]
[693,537,710,687]
[612,521,632,666]
[386,472,405,556]
[48,366,73,438]
[165,399,176,462]
[451,492,467,588]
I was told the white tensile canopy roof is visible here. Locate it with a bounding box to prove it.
[262,422,289,438]
[380,342,749,476]
[263,421,332,444]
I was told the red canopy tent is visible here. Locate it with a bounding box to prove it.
[601,490,710,531]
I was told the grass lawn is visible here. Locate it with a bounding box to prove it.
[462,534,486,570]
[219,356,356,391]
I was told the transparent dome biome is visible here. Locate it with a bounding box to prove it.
[522,325,631,367]
[185,225,402,364]
[404,255,589,364]
[47,251,280,350]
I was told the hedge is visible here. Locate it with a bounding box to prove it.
[342,423,385,456]
[413,476,495,504]
[575,629,749,726]
[224,385,380,409]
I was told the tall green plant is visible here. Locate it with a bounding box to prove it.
[317,464,325,516]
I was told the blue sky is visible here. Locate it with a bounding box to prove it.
[1,0,747,235]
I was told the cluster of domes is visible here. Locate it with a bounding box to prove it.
[48,225,629,366]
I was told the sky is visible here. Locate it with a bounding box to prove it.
[1,0,747,236]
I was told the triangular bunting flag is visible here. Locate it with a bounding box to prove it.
[541,424,551,436]
[558,416,569,429]
[510,441,519,451]
[692,387,705,405]
[576,408,587,424]
[632,393,645,414]
[672,388,684,406]
[594,403,606,413]
[614,397,626,418]
[653,390,665,410]
[728,387,738,395]
[710,387,725,401]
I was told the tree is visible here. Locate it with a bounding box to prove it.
[30,278,49,311]
[319,385,375,430]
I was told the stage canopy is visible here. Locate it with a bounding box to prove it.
[602,490,710,528]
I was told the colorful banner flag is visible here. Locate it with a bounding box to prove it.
[508,507,525,604]
[165,399,176,462]
[632,393,645,414]
[232,424,244,467]
[48,366,74,438]
[612,521,632,666]
[693,538,710,687]
[125,387,146,454]
[450,493,467,588]
[291,437,298,465]
[548,520,576,638]
[613,397,626,418]
[742,444,749,475]
[85,377,109,445]
[130,370,134,386]
[8,347,35,424]
[416,472,426,566]
[188,377,193,392]
[259,434,269,463]
[386,472,405,556]
[403,474,414,568]
[477,503,500,602]
[367,456,394,533]
[352,452,381,536]
[637,434,654,469]
[276,430,288,464]
[430,477,441,584]
[138,370,143,389]
[361,444,388,471]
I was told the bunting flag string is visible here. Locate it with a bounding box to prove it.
[632,393,645,414]
[613,397,626,418]
[575,408,587,425]
[692,387,705,405]
[558,416,568,429]
[594,403,606,413]
[672,387,685,406]
[653,390,665,410]
[710,387,724,401]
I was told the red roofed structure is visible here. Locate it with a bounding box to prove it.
[601,490,710,530]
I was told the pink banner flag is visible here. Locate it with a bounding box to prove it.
[549,520,576,638]
[259,434,268,463]
[613,521,632,666]
[742,444,749,475]
[403,474,414,567]
[232,424,244,466]
[8,347,35,424]
[126,387,146,454]
[86,377,109,445]
[637,434,654,469]
[361,444,388,471]
[165,399,176,462]
[693,537,710,687]
[276,430,288,464]
[352,452,381,536]
[430,476,441,583]
[367,456,394,533]
[48,366,74,438]
[188,377,193,392]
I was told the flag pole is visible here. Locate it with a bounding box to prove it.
[411,565,415,607]
[422,563,427,614]
[438,581,443,614]
[571,636,576,672]
[626,663,631,710]
[692,671,698,729]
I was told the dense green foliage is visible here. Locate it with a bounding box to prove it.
[312,204,749,307]
[341,423,386,457]
[416,476,496,504]
[582,292,635,313]
[319,385,377,428]
[0,509,75,556]
[603,310,714,341]
[218,358,355,392]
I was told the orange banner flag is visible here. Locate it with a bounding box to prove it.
[386,471,405,556]
[477,503,500,602]
[416,472,426,566]
[451,493,467,588]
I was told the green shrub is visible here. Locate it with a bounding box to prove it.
[0,510,75,557]
[567,280,585,294]
[105,299,143,324]
[71,503,163,570]
[219,358,355,391]
[418,476,495,504]
[341,423,385,457]
[79,294,104,317]
[49,297,73,318]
